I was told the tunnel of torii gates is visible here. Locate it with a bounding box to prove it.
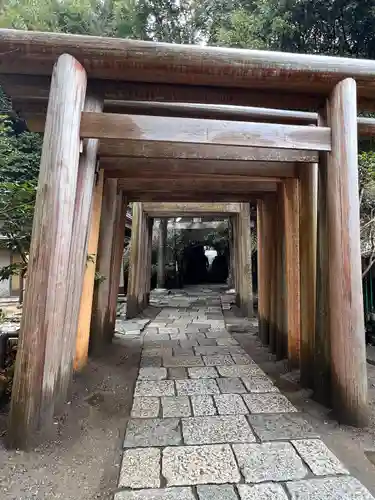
[1,29,375,448]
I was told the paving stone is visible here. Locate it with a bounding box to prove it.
[194,346,231,355]
[168,367,188,379]
[187,332,207,341]
[176,379,220,396]
[188,367,218,379]
[217,377,247,394]
[114,487,195,500]
[217,365,265,378]
[216,338,239,346]
[197,338,218,346]
[237,483,289,500]
[214,394,248,415]
[173,347,194,356]
[197,484,238,500]
[205,329,231,338]
[190,395,217,416]
[123,418,182,447]
[243,393,298,413]
[286,476,375,500]
[118,447,160,488]
[169,332,188,340]
[138,367,167,380]
[231,353,255,364]
[182,415,255,444]
[291,439,349,476]
[203,355,234,366]
[143,327,159,335]
[233,442,308,482]
[163,355,204,368]
[161,396,191,417]
[134,380,175,397]
[131,397,160,418]
[248,414,319,441]
[180,339,199,348]
[241,376,279,393]
[140,356,162,368]
[186,325,202,333]
[162,444,241,486]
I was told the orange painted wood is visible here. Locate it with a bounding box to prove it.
[8,54,87,449]
[283,178,301,369]
[299,163,318,387]
[90,178,118,353]
[56,94,103,408]
[326,79,368,425]
[74,170,104,372]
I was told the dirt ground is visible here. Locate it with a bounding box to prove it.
[231,317,375,497]
[0,318,148,500]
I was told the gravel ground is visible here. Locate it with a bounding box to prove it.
[0,334,141,500]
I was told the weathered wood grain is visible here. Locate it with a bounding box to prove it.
[127,203,143,318]
[81,113,331,151]
[157,218,168,289]
[8,54,87,449]
[143,202,241,216]
[299,163,318,388]
[283,178,301,369]
[90,178,118,353]
[326,79,368,425]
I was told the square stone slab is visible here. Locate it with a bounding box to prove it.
[198,338,218,346]
[197,484,238,500]
[203,355,234,366]
[140,356,162,368]
[174,347,194,356]
[286,477,375,500]
[214,394,248,415]
[163,356,204,368]
[131,397,160,418]
[161,396,191,417]
[180,339,199,348]
[194,346,231,356]
[114,487,195,500]
[231,354,255,365]
[190,395,217,416]
[217,377,247,394]
[138,367,167,380]
[162,444,241,486]
[291,439,349,476]
[118,447,160,488]
[143,347,173,357]
[123,418,182,447]
[168,367,188,379]
[176,379,220,396]
[237,483,288,500]
[233,442,308,483]
[217,365,265,378]
[188,367,218,379]
[241,376,279,393]
[134,380,175,397]
[216,338,239,346]
[248,414,319,441]
[182,415,255,444]
[243,393,298,413]
[206,330,231,338]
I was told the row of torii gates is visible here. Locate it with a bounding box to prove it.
[1,28,375,448]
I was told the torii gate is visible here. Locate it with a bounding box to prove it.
[0,28,374,447]
[125,202,253,319]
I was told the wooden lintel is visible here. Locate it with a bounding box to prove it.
[101,158,296,178]
[100,141,319,163]
[81,112,331,151]
[143,202,241,216]
[126,193,266,202]
[116,179,278,193]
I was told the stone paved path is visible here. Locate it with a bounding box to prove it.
[114,287,374,500]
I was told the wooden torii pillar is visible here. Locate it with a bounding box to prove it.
[8,54,97,448]
[316,79,368,425]
[157,218,168,289]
